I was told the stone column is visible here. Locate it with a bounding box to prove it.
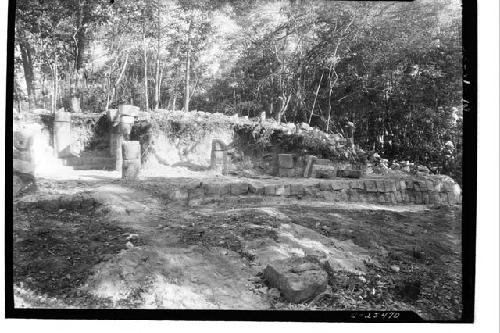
[110,124,123,171]
[13,129,35,175]
[120,115,135,140]
[122,141,141,179]
[346,121,355,149]
[54,111,71,157]
[210,140,228,175]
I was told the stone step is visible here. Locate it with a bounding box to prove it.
[73,163,115,171]
[63,156,115,167]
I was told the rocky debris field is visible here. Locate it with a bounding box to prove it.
[12,176,462,320]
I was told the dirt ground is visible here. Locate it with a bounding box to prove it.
[12,171,462,320]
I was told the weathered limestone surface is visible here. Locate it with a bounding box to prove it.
[13,130,35,175]
[278,154,294,169]
[263,257,328,303]
[210,140,228,175]
[122,141,141,180]
[54,111,72,157]
[162,175,461,206]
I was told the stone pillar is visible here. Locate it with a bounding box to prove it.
[278,153,295,177]
[346,121,355,149]
[210,140,228,175]
[71,97,81,113]
[303,155,317,178]
[120,115,135,140]
[54,111,71,157]
[122,141,141,179]
[13,130,35,175]
[110,124,123,171]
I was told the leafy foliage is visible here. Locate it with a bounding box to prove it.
[13,0,463,182]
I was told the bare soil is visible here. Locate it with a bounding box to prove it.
[13,173,462,319]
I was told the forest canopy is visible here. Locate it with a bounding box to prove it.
[13,0,463,181]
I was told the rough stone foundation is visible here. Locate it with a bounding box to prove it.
[157,175,461,206]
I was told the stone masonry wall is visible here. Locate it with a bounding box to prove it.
[157,175,461,206]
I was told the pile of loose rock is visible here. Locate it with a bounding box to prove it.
[367,153,434,177]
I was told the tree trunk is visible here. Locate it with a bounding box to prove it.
[143,27,149,111]
[183,24,192,112]
[154,5,161,111]
[19,39,35,110]
[309,72,323,124]
[326,77,333,132]
[106,52,129,112]
[52,53,58,114]
[154,56,161,110]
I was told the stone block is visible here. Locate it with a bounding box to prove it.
[122,141,141,160]
[376,180,385,192]
[219,184,230,195]
[395,191,403,203]
[340,189,349,201]
[384,180,397,192]
[351,180,363,190]
[405,180,414,189]
[321,191,335,201]
[430,193,440,204]
[54,118,71,157]
[303,185,319,197]
[448,192,458,204]
[290,184,304,196]
[275,185,291,196]
[279,168,296,178]
[249,183,265,195]
[443,181,456,192]
[13,150,32,162]
[263,257,328,303]
[189,187,205,200]
[315,159,332,166]
[54,111,71,122]
[314,168,337,179]
[264,185,276,196]
[319,181,331,191]
[120,115,135,125]
[303,155,316,178]
[415,192,423,204]
[13,159,34,174]
[203,183,220,196]
[417,181,428,191]
[399,180,407,190]
[210,148,228,175]
[14,131,33,151]
[423,193,430,204]
[170,188,189,201]
[337,170,362,179]
[278,154,294,169]
[434,181,443,192]
[365,180,378,192]
[349,191,359,202]
[122,158,141,179]
[230,183,249,195]
[331,180,344,191]
[118,104,140,116]
[426,180,435,192]
[212,140,227,151]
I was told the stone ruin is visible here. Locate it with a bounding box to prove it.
[12,106,462,206]
[13,105,144,179]
[210,139,228,175]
